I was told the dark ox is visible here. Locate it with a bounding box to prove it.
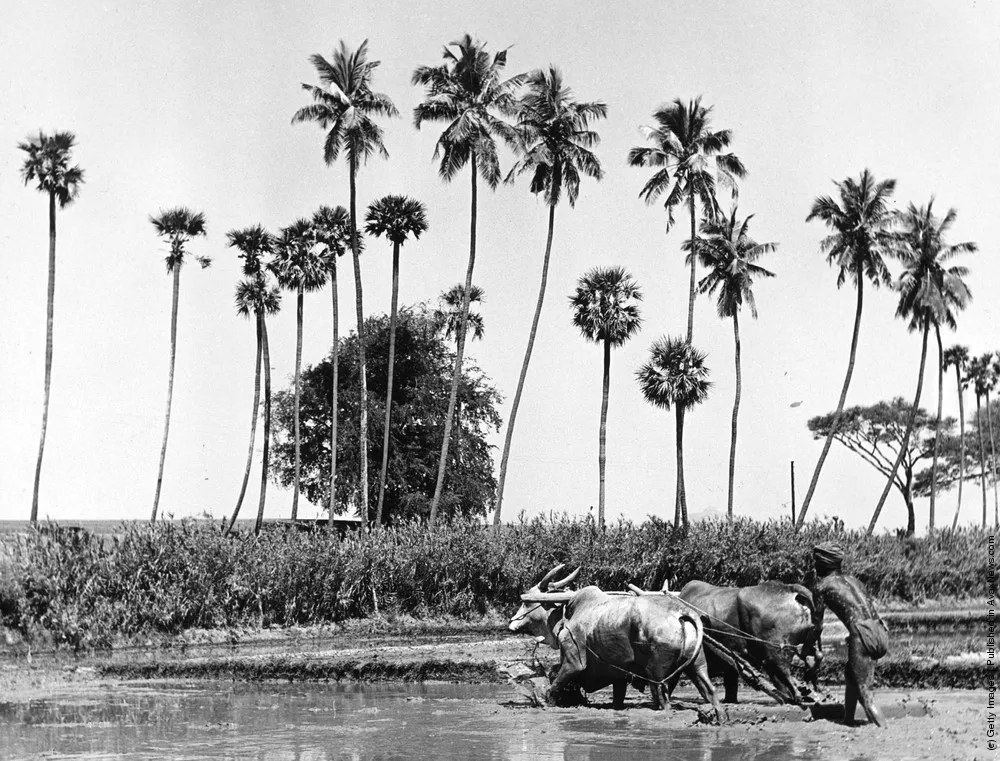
[508,566,725,722]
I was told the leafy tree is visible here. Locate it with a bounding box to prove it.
[943,345,970,529]
[148,208,209,522]
[270,308,501,521]
[412,34,523,525]
[18,131,84,523]
[796,170,897,528]
[627,97,745,342]
[636,337,711,530]
[569,267,643,526]
[364,195,429,524]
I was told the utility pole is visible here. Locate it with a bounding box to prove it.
[790,460,797,524]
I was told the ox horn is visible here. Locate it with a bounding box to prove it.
[537,563,567,591]
[627,583,647,596]
[520,591,576,603]
[549,567,579,590]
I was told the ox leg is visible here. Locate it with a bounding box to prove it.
[687,656,725,725]
[548,662,581,707]
[612,680,627,710]
[723,667,740,704]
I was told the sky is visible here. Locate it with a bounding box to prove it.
[1,0,997,533]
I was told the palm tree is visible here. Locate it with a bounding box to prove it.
[985,353,1000,526]
[365,195,429,525]
[795,170,897,529]
[268,218,327,520]
[627,97,745,342]
[687,208,776,520]
[225,226,280,535]
[569,267,643,527]
[968,355,992,529]
[435,283,486,344]
[637,337,712,530]
[18,131,84,523]
[293,39,398,528]
[868,201,973,535]
[149,208,209,522]
[943,344,970,529]
[494,67,607,526]
[413,34,523,525]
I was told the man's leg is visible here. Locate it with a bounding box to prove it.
[848,636,887,727]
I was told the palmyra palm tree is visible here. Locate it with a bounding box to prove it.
[494,66,607,526]
[796,170,897,529]
[268,218,327,520]
[435,283,486,345]
[687,209,776,520]
[627,97,745,343]
[225,226,280,536]
[149,208,209,522]
[569,267,643,527]
[637,337,712,530]
[943,344,970,529]
[412,34,523,525]
[18,130,84,523]
[984,353,1000,526]
[293,39,398,528]
[364,195,429,525]
[967,355,993,529]
[868,201,973,535]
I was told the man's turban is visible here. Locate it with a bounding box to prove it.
[813,542,844,572]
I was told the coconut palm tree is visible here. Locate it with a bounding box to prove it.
[18,131,84,523]
[269,218,327,520]
[795,170,897,529]
[686,208,776,520]
[365,195,429,525]
[569,267,643,527]
[868,201,973,536]
[149,208,209,522]
[637,337,712,530]
[967,355,992,529]
[494,67,607,525]
[627,97,745,342]
[943,344,970,529]
[412,34,523,525]
[293,39,398,528]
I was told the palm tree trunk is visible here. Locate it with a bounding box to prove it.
[976,393,988,529]
[255,319,272,535]
[494,203,557,525]
[430,152,478,526]
[687,190,697,343]
[349,159,370,530]
[797,274,864,529]
[30,192,57,524]
[986,389,999,528]
[868,324,929,535]
[328,260,339,528]
[598,338,611,528]
[904,470,915,537]
[676,405,688,531]
[291,287,303,520]
[728,312,742,521]
[152,263,181,522]
[227,312,263,535]
[376,242,401,525]
[929,325,943,532]
[951,365,967,530]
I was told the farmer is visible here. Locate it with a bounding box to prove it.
[810,542,888,727]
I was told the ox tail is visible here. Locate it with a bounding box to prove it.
[672,612,704,680]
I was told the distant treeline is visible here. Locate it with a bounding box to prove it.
[0,517,985,651]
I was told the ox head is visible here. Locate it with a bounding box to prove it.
[507,564,579,649]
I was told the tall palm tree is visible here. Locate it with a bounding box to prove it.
[365,195,429,525]
[795,170,897,529]
[569,267,643,527]
[412,34,523,525]
[868,201,973,535]
[943,344,970,529]
[149,208,209,522]
[985,353,1000,526]
[18,131,84,523]
[434,283,486,344]
[687,209,776,520]
[269,218,327,520]
[225,226,280,535]
[293,39,398,528]
[968,355,992,529]
[637,337,712,530]
[494,67,607,525]
[627,97,745,342]
[311,205,352,525]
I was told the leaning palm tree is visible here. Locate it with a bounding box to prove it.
[268,218,327,520]
[149,208,209,522]
[687,208,776,520]
[293,39,398,528]
[795,170,897,529]
[569,267,643,527]
[413,34,523,525]
[637,337,712,530]
[943,344,971,529]
[627,97,745,342]
[868,201,973,535]
[18,131,84,523]
[968,355,992,529]
[364,195,429,525]
[494,66,607,525]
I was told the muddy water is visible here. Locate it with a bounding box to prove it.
[0,682,977,761]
